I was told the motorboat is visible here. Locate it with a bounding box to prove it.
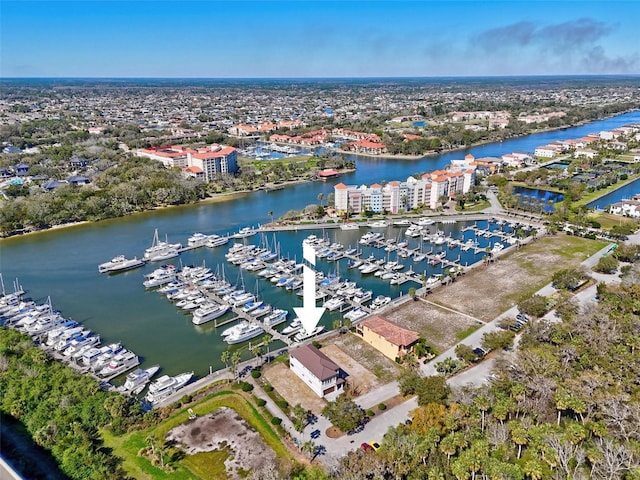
[232,227,257,239]
[143,265,177,288]
[98,350,140,378]
[242,300,263,314]
[81,342,119,367]
[221,320,248,337]
[417,218,435,226]
[146,371,194,404]
[371,295,391,310]
[340,222,360,231]
[249,303,272,318]
[89,343,124,371]
[282,318,303,335]
[353,289,373,304]
[206,235,229,248]
[393,219,412,226]
[262,309,288,328]
[491,242,505,254]
[98,255,145,274]
[187,232,211,247]
[118,364,160,395]
[230,292,256,307]
[323,296,345,312]
[225,323,265,344]
[293,325,325,342]
[344,308,367,322]
[192,302,230,325]
[143,229,181,262]
[62,335,100,357]
[368,220,388,228]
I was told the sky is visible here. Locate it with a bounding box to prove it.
[1,1,639,78]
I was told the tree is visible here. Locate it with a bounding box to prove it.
[262,334,273,361]
[455,344,478,363]
[517,294,548,318]
[292,403,308,432]
[416,375,451,406]
[322,395,367,433]
[551,268,589,290]
[481,330,515,351]
[230,350,242,383]
[267,210,274,225]
[594,255,619,274]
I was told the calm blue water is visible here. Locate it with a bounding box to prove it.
[1,110,638,379]
[587,177,640,209]
[513,186,565,212]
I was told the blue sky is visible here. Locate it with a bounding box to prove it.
[1,1,639,77]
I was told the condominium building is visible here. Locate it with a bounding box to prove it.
[334,156,476,214]
[136,144,239,181]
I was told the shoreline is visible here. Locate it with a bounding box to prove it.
[339,108,639,161]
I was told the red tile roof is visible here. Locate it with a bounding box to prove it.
[335,182,348,189]
[360,316,420,347]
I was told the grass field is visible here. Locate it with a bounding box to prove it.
[102,389,296,480]
[428,234,608,320]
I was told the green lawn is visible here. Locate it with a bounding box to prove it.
[102,389,296,480]
[573,173,640,208]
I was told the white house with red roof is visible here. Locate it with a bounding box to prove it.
[289,344,345,398]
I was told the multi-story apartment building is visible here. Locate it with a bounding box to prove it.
[136,144,239,181]
[334,157,476,214]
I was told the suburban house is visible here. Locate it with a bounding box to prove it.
[289,344,345,398]
[609,194,640,218]
[355,315,421,361]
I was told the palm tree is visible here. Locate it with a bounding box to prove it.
[317,192,325,207]
[262,334,273,362]
[301,440,317,461]
[249,343,262,368]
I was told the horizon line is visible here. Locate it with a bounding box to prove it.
[2,74,640,81]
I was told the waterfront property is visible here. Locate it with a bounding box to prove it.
[136,143,239,180]
[334,155,476,214]
[609,194,640,218]
[354,315,421,361]
[289,344,346,397]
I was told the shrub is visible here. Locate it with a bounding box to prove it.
[237,381,253,392]
[366,409,375,417]
[312,340,322,349]
[378,403,387,411]
[256,399,267,407]
[251,370,261,379]
[264,384,274,392]
[271,417,282,425]
[276,399,289,409]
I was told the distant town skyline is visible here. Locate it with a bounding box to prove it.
[2,1,639,78]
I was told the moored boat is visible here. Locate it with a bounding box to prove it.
[98,255,145,273]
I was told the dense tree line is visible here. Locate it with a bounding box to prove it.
[0,157,208,236]
[0,329,144,479]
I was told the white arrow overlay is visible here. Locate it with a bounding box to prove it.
[293,242,326,336]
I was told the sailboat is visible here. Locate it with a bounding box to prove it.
[143,229,182,262]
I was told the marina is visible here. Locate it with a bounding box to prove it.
[1,111,637,383]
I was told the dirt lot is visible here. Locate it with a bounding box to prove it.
[428,234,607,321]
[320,344,380,395]
[331,333,402,385]
[263,363,327,414]
[384,301,478,354]
[166,407,276,480]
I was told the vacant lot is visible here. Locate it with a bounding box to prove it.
[166,407,275,479]
[385,300,479,354]
[332,333,402,385]
[321,344,380,395]
[429,234,607,320]
[264,362,327,414]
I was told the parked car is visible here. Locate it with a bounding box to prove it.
[361,442,374,452]
[369,441,381,451]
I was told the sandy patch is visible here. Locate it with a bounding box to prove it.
[263,363,327,415]
[166,407,275,479]
[331,334,402,385]
[320,344,380,395]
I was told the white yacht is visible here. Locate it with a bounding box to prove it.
[371,295,391,309]
[225,323,265,344]
[282,318,303,335]
[230,292,256,307]
[368,220,388,228]
[88,343,124,371]
[249,303,272,318]
[339,222,360,231]
[232,227,257,239]
[206,235,230,248]
[262,309,288,328]
[118,364,160,395]
[143,265,177,289]
[98,255,145,273]
[143,229,181,262]
[98,350,139,378]
[192,302,230,325]
[145,371,194,404]
[323,296,345,311]
[293,325,325,342]
[491,242,505,254]
[187,232,211,247]
[344,308,367,322]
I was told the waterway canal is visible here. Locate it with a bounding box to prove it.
[1,111,639,380]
